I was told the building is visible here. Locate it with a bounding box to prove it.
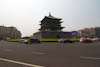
[0,26,21,39]
[77,27,99,38]
[95,27,100,37]
[33,14,72,39]
[89,28,96,37]
[78,29,91,37]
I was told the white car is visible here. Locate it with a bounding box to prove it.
[58,39,65,43]
[92,38,99,41]
[80,37,86,42]
[20,39,28,44]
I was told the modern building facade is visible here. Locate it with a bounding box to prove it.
[78,29,91,37]
[77,27,100,38]
[95,27,100,37]
[0,26,21,39]
[33,14,72,39]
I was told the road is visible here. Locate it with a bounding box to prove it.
[0,40,100,67]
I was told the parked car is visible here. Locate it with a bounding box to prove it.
[63,40,74,43]
[58,39,65,43]
[29,39,40,44]
[58,39,74,43]
[20,39,40,44]
[20,39,28,44]
[80,37,93,43]
[92,38,98,41]
[82,39,92,43]
[81,39,92,43]
[80,37,86,42]
[97,38,100,41]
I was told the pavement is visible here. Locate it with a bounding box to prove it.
[0,40,100,67]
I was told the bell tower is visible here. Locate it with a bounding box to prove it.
[39,14,64,32]
[33,13,72,39]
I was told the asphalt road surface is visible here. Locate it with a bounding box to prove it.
[0,40,100,67]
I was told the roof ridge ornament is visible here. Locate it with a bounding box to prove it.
[49,12,52,17]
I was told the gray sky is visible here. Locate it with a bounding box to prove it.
[0,0,100,37]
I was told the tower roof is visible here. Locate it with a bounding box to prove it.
[45,13,62,20]
[39,13,64,31]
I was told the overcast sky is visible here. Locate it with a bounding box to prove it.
[0,0,100,37]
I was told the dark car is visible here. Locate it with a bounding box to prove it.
[63,40,74,43]
[29,39,40,44]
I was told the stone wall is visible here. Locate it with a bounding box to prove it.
[33,31,72,39]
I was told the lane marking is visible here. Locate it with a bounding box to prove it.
[80,56,100,60]
[0,58,44,67]
[3,49,12,52]
[32,52,45,55]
